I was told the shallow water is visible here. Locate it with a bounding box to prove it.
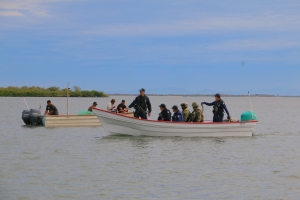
[1,96,300,199]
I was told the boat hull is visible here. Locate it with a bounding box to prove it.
[93,109,257,137]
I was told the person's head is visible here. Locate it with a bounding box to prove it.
[139,88,145,96]
[172,105,178,112]
[159,103,166,111]
[215,93,221,101]
[93,102,98,107]
[121,100,125,105]
[192,102,199,109]
[111,99,116,104]
[180,102,188,110]
[47,100,52,106]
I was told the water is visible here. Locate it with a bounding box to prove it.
[1,96,300,199]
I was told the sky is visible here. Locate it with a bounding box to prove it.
[1,0,300,95]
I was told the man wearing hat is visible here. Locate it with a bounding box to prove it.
[158,104,171,121]
[107,99,116,112]
[128,88,152,119]
[171,105,183,122]
[189,102,203,122]
[88,102,98,112]
[201,93,231,122]
[180,103,191,122]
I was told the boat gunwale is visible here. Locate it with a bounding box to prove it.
[93,108,258,125]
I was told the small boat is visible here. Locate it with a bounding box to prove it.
[93,108,258,137]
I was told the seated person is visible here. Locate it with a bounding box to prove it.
[117,100,128,113]
[171,105,183,122]
[88,102,98,112]
[44,100,59,115]
[107,99,116,112]
[158,104,171,121]
[180,102,191,122]
[188,102,203,122]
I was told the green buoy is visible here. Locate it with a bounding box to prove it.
[241,111,257,121]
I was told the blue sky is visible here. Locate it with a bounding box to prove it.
[1,0,300,95]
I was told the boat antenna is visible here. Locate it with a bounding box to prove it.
[248,91,254,120]
[67,82,70,116]
[23,97,30,110]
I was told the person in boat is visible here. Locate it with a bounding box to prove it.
[171,105,183,122]
[158,104,171,121]
[188,102,203,122]
[201,93,231,122]
[117,100,128,113]
[88,102,98,112]
[128,88,152,119]
[107,99,116,112]
[180,102,191,122]
[44,100,59,115]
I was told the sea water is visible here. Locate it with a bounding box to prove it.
[1,96,300,199]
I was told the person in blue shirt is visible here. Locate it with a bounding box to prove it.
[201,93,231,122]
[171,105,183,122]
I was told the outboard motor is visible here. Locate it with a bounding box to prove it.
[22,109,43,126]
[22,110,31,125]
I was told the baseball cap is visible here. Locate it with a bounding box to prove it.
[215,93,221,98]
[139,88,145,92]
[171,105,178,110]
[159,103,166,108]
[93,102,98,105]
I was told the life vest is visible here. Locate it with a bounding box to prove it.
[137,95,148,110]
[213,100,224,115]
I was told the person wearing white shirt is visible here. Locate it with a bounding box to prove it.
[107,99,116,112]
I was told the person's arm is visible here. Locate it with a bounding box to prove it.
[146,97,152,116]
[44,110,48,115]
[163,110,171,121]
[158,113,162,120]
[222,102,231,119]
[195,111,201,122]
[180,112,184,122]
[201,101,215,106]
[128,98,137,108]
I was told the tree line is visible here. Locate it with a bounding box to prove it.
[0,86,107,97]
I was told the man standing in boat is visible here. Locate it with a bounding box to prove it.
[128,88,152,119]
[201,93,231,122]
[44,100,59,115]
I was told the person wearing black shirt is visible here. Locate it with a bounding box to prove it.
[128,88,152,119]
[158,104,171,121]
[44,100,59,115]
[201,93,231,122]
[117,100,127,113]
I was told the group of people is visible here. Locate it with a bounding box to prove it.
[44,88,231,123]
[107,88,231,123]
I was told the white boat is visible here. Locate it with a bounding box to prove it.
[93,108,258,137]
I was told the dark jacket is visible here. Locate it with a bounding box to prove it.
[202,100,230,117]
[129,95,152,113]
[172,110,183,122]
[158,109,171,121]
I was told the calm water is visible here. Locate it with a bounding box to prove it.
[1,96,300,200]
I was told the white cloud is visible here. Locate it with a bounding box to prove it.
[0,11,24,17]
[0,0,77,17]
[83,14,300,37]
[206,39,300,51]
